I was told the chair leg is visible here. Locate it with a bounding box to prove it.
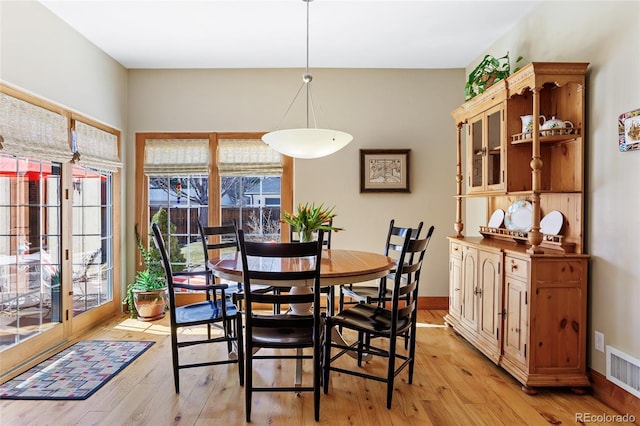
[338,287,345,332]
[314,330,321,422]
[236,315,245,386]
[386,335,397,409]
[246,343,253,422]
[327,286,335,316]
[407,324,417,384]
[357,331,364,366]
[323,320,331,394]
[225,319,233,354]
[170,330,180,393]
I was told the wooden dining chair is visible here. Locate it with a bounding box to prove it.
[150,223,244,393]
[197,219,272,310]
[237,229,324,422]
[339,219,424,311]
[323,226,433,409]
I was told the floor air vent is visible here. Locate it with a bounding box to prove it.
[606,345,640,398]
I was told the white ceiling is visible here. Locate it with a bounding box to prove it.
[39,0,540,70]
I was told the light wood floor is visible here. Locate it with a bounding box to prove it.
[0,310,632,426]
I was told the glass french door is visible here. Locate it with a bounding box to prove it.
[0,156,116,356]
[0,156,62,350]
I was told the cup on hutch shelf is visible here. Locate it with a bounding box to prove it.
[520,115,546,134]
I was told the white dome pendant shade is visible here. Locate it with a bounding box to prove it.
[262,0,353,159]
[262,128,353,159]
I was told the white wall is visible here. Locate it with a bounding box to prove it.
[127,68,463,297]
[0,1,127,129]
[465,1,640,374]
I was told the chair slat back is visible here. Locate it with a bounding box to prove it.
[393,225,434,324]
[198,220,238,264]
[151,223,192,325]
[384,219,424,261]
[238,229,324,330]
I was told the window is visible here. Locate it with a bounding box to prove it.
[217,138,285,242]
[221,176,281,241]
[135,133,293,272]
[71,165,114,315]
[148,174,208,270]
[70,120,121,316]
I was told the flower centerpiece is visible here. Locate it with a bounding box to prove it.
[282,202,344,242]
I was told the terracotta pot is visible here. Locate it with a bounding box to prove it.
[133,289,167,321]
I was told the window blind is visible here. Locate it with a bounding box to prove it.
[144,139,210,176]
[217,139,282,176]
[0,92,73,163]
[72,121,122,171]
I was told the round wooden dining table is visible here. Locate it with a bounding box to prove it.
[209,248,395,288]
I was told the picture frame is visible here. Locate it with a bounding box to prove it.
[618,107,640,152]
[360,149,410,193]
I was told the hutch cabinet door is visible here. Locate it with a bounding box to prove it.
[460,246,478,332]
[468,113,484,192]
[503,274,529,371]
[502,255,530,371]
[529,258,588,375]
[485,106,504,191]
[448,242,463,321]
[467,104,505,193]
[477,249,502,357]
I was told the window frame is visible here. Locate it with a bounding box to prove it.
[134,132,293,270]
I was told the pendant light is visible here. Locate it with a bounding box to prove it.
[262,0,353,159]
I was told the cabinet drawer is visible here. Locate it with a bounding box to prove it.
[505,256,529,280]
[450,241,463,259]
[534,260,585,282]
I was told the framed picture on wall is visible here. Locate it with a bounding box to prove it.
[619,107,640,152]
[360,149,411,193]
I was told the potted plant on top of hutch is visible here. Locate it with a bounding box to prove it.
[446,61,590,394]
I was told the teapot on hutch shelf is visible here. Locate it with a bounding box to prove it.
[520,115,546,134]
[541,116,574,134]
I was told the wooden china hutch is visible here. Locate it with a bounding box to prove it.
[445,62,590,393]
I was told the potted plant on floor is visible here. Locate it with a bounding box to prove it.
[124,224,167,321]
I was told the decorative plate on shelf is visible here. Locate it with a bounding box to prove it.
[487,209,505,228]
[540,210,564,235]
[504,200,533,231]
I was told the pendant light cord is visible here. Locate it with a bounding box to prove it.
[305,0,310,128]
[271,0,318,131]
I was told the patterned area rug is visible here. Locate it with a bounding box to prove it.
[0,340,154,400]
